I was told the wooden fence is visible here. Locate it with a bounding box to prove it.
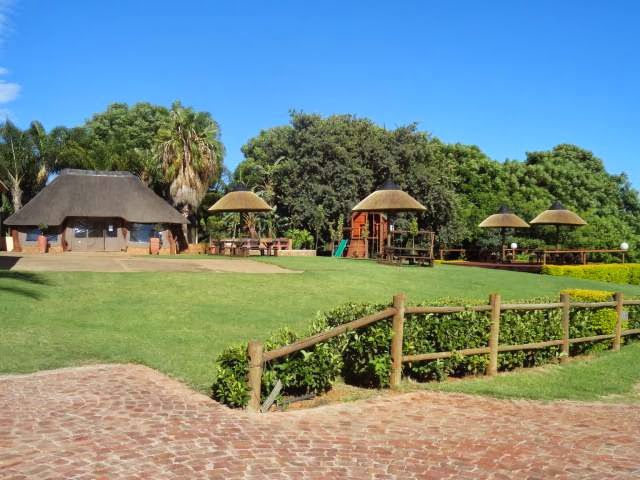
[246,292,640,411]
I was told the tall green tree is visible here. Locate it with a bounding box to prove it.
[237,112,459,245]
[157,101,225,239]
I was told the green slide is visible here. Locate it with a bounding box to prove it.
[334,239,348,257]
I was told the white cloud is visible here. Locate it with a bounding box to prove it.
[0,79,19,102]
[0,2,18,115]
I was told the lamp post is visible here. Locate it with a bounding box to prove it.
[621,242,629,263]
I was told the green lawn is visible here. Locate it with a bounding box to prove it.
[421,341,640,402]
[2,256,640,393]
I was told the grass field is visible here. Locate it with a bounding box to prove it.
[2,256,640,393]
[422,341,640,402]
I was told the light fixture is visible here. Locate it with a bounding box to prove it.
[620,242,629,251]
[510,242,518,250]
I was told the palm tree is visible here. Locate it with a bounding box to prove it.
[157,102,224,242]
[0,120,31,212]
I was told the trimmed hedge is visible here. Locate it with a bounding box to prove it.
[542,264,640,285]
[322,299,563,387]
[212,322,342,408]
[212,290,640,408]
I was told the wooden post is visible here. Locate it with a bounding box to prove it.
[613,292,624,352]
[560,293,571,364]
[487,293,501,376]
[247,340,264,412]
[390,293,406,388]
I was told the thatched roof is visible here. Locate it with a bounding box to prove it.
[4,169,188,226]
[530,200,587,226]
[352,180,426,213]
[208,185,272,213]
[479,206,530,229]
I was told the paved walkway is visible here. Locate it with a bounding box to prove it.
[1,365,638,479]
[0,253,296,274]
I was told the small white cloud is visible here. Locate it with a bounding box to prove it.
[0,79,19,102]
[0,67,8,75]
[0,1,12,47]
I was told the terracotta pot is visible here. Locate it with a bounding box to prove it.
[149,237,161,255]
[37,235,48,254]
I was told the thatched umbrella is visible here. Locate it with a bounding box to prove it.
[208,184,272,242]
[479,205,530,261]
[208,184,272,213]
[352,180,426,248]
[530,200,587,249]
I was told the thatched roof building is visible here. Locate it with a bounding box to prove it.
[6,169,186,226]
[5,169,186,253]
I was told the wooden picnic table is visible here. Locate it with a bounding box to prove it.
[378,246,434,267]
[210,238,293,257]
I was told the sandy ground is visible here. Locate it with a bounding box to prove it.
[0,252,297,273]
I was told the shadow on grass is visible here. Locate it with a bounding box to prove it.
[0,270,51,300]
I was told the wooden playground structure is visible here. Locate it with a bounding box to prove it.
[342,212,435,266]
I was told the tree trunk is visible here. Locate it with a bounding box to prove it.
[10,179,22,212]
[181,204,191,244]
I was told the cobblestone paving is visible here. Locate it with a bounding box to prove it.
[1,364,639,479]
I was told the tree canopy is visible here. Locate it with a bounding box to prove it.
[1,106,638,259]
[236,112,640,257]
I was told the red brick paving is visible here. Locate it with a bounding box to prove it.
[1,364,639,479]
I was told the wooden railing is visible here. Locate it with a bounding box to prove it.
[246,292,640,411]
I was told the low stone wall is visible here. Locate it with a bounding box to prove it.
[276,249,317,257]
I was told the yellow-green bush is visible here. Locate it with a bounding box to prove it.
[543,264,640,285]
[561,289,629,354]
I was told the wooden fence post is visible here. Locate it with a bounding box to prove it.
[247,340,264,412]
[487,293,501,376]
[613,292,624,352]
[560,293,571,364]
[390,293,406,388]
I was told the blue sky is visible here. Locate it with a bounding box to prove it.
[0,0,638,187]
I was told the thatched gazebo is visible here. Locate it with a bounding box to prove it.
[530,200,587,249]
[208,184,272,213]
[207,184,273,250]
[352,180,426,247]
[479,206,530,262]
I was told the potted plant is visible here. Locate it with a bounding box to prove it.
[37,223,49,254]
[149,224,163,255]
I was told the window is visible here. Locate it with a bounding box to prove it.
[25,229,40,242]
[129,223,161,244]
[25,228,58,243]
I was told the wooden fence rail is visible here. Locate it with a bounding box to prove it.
[246,291,639,411]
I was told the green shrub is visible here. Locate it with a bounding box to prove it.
[211,322,341,408]
[320,293,630,388]
[284,228,314,249]
[561,288,626,353]
[214,291,639,407]
[322,302,392,387]
[320,298,563,387]
[543,264,640,285]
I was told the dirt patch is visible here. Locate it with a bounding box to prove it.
[0,252,299,273]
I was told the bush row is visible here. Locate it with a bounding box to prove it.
[212,290,639,408]
[542,264,640,285]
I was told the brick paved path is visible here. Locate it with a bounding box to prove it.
[1,365,639,479]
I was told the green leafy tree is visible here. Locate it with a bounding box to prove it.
[157,101,225,240]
